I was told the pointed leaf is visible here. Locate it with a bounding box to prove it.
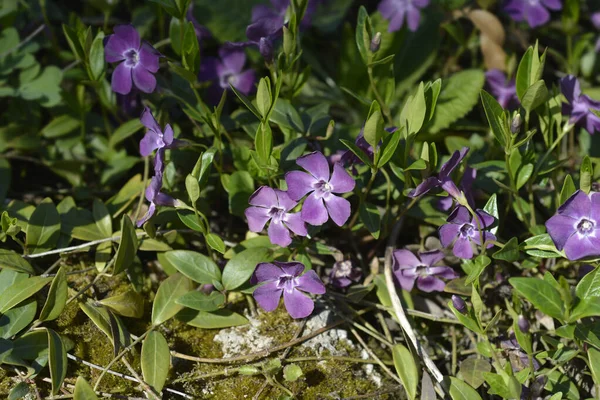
[113,215,138,275]
[74,376,99,400]
[25,198,60,254]
[39,267,67,321]
[392,344,418,400]
[0,276,52,314]
[141,331,170,392]
[152,273,194,325]
[47,328,67,395]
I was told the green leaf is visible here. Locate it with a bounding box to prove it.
[428,70,485,133]
[222,247,271,291]
[74,376,98,400]
[516,42,545,100]
[580,155,593,194]
[569,298,600,321]
[152,273,194,325]
[0,299,36,339]
[141,331,170,393]
[465,255,491,285]
[355,6,372,65]
[163,250,221,285]
[228,171,254,218]
[492,237,520,262]
[177,210,206,233]
[359,202,381,239]
[109,119,144,148]
[197,147,217,189]
[522,233,562,258]
[559,175,576,205]
[39,267,67,322]
[256,77,272,118]
[542,368,579,400]
[509,277,564,320]
[480,90,508,147]
[399,82,426,136]
[588,347,600,386]
[339,139,373,168]
[521,80,548,112]
[93,199,112,238]
[182,22,200,75]
[47,328,67,395]
[230,84,262,120]
[376,129,401,168]
[0,276,51,314]
[363,101,383,148]
[449,376,482,400]
[177,308,249,329]
[448,301,482,334]
[9,382,31,400]
[255,122,273,164]
[185,174,200,204]
[18,66,63,107]
[99,290,145,318]
[41,115,80,138]
[283,364,303,382]
[483,372,514,398]
[175,291,225,311]
[0,249,34,274]
[483,194,499,235]
[25,198,61,255]
[113,215,138,275]
[12,330,48,361]
[392,344,418,400]
[206,233,226,254]
[576,266,600,300]
[89,32,105,81]
[459,358,491,389]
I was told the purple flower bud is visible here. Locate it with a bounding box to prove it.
[511,113,521,134]
[452,295,467,314]
[370,32,382,53]
[517,315,530,333]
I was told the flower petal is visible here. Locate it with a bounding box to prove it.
[285,171,316,201]
[253,281,282,312]
[245,206,271,232]
[387,8,406,32]
[268,220,292,247]
[564,234,600,261]
[394,268,417,291]
[418,250,445,267]
[428,266,459,279]
[283,212,307,236]
[154,192,177,207]
[132,66,157,93]
[323,194,351,227]
[447,206,472,224]
[233,69,256,95]
[393,249,422,269]
[297,151,331,181]
[139,131,163,157]
[139,42,160,73]
[541,0,562,10]
[557,190,591,220]
[111,62,133,95]
[254,262,283,282]
[526,3,550,28]
[439,147,469,178]
[219,48,246,73]
[301,193,329,226]
[113,25,141,50]
[140,106,161,133]
[416,276,446,292]
[545,214,577,251]
[275,261,305,277]
[163,124,174,146]
[439,223,460,248]
[249,186,278,208]
[137,202,156,227]
[104,35,128,63]
[472,209,495,229]
[406,6,421,32]
[296,270,326,295]
[283,289,314,319]
[560,75,581,104]
[408,176,440,197]
[452,237,475,259]
[274,189,297,211]
[329,163,355,193]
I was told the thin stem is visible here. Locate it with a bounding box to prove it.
[0,24,45,57]
[349,326,402,385]
[133,156,150,223]
[367,66,393,125]
[121,357,161,400]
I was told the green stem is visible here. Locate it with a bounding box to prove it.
[367,66,393,126]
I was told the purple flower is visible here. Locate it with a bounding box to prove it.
[452,295,467,314]
[199,48,256,104]
[485,70,519,109]
[560,75,600,134]
[105,25,160,95]
[137,175,178,227]
[252,261,326,319]
[139,107,183,175]
[503,0,562,28]
[545,190,600,260]
[438,167,477,212]
[593,13,600,52]
[329,260,361,288]
[409,147,469,199]
[186,4,212,44]
[392,249,458,292]
[439,206,496,259]
[285,152,356,226]
[340,127,397,168]
[378,0,430,32]
[244,186,307,247]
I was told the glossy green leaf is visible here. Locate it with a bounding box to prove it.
[588,347,600,386]
[185,174,200,204]
[255,122,273,163]
[0,276,51,314]
[521,80,548,112]
[40,115,80,138]
[399,82,426,136]
[113,215,138,275]
[176,290,225,311]
[47,328,67,395]
[222,247,271,291]
[480,90,508,147]
[228,171,254,218]
[363,101,383,148]
[283,364,303,382]
[109,119,144,148]
[0,249,34,274]
[449,376,482,400]
[74,376,99,400]
[0,299,36,339]
[492,237,520,262]
[99,290,145,318]
[448,301,482,334]
[39,267,67,321]
[509,277,564,320]
[177,308,249,329]
[355,6,372,64]
[141,331,170,393]
[89,32,105,81]
[392,344,418,400]
[516,43,545,100]
[359,202,380,239]
[559,175,576,205]
[93,198,112,238]
[580,155,593,194]
[376,129,401,168]
[576,266,600,300]
[542,368,579,400]
[25,198,61,255]
[152,273,194,326]
[206,233,226,254]
[339,139,373,168]
[164,250,221,285]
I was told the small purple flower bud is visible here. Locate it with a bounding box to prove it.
[511,113,522,134]
[452,295,467,314]
[517,315,530,333]
[370,32,382,53]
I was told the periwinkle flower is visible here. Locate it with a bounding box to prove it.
[139,107,184,175]
[137,175,178,227]
[285,152,355,226]
[560,75,600,135]
[517,315,530,333]
[545,190,600,260]
[409,147,469,199]
[340,127,397,168]
[199,48,256,104]
[439,206,496,259]
[485,70,519,110]
[437,167,476,212]
[392,249,458,292]
[329,260,361,288]
[252,261,326,319]
[244,186,307,247]
[452,295,467,314]
[504,0,562,28]
[378,0,430,32]
[105,25,160,95]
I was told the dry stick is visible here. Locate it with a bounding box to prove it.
[121,357,161,400]
[171,308,372,364]
[41,377,146,400]
[384,223,445,391]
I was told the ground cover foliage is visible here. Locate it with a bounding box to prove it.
[2,0,600,399]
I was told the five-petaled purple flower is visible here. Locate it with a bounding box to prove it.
[105,25,160,95]
[139,107,183,174]
[199,48,256,104]
[245,186,307,247]
[378,0,430,32]
[252,261,326,319]
[285,152,355,227]
[137,175,178,227]
[409,147,469,200]
[485,70,519,109]
[504,0,562,28]
[545,190,600,260]
[329,260,361,288]
[560,75,600,135]
[439,206,496,259]
[392,249,458,292]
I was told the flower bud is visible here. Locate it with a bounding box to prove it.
[370,32,382,53]
[510,113,522,134]
[517,315,530,333]
[452,295,467,314]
